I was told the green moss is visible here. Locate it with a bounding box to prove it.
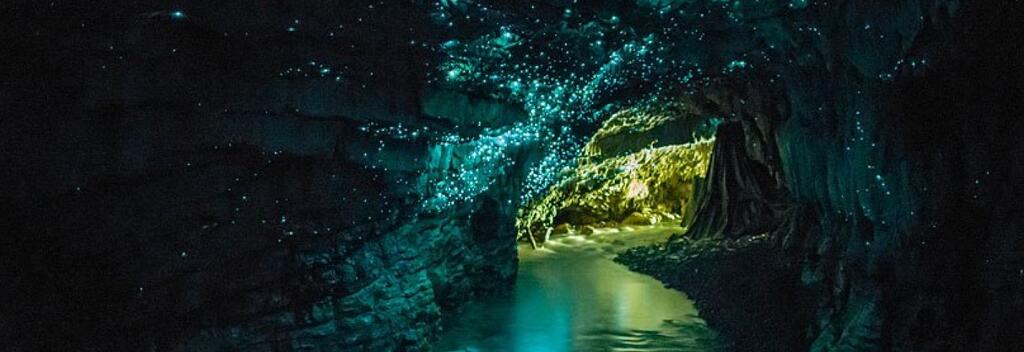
[516,105,714,243]
[582,100,706,162]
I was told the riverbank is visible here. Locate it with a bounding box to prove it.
[435,226,727,351]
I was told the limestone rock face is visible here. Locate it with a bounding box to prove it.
[583,102,712,163]
[515,106,714,243]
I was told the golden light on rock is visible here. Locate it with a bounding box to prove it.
[516,104,714,244]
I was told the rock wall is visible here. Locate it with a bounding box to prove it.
[622,1,1024,351]
[2,144,519,351]
[0,2,522,351]
[516,139,713,243]
[775,2,1023,350]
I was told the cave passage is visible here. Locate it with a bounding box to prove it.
[435,225,726,351]
[436,103,722,350]
[6,1,1022,351]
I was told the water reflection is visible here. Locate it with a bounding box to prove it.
[435,226,726,352]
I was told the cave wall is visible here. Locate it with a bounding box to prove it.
[624,0,1024,351]
[0,2,523,350]
[774,2,1024,350]
[2,144,517,351]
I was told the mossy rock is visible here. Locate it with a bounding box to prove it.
[622,212,657,225]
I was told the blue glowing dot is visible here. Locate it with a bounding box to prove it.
[170,10,186,20]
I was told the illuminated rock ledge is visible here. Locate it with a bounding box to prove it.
[517,104,715,245]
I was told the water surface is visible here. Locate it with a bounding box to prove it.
[435,226,726,352]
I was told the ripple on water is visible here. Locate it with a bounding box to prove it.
[435,226,729,352]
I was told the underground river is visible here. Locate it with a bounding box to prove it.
[434,226,728,351]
